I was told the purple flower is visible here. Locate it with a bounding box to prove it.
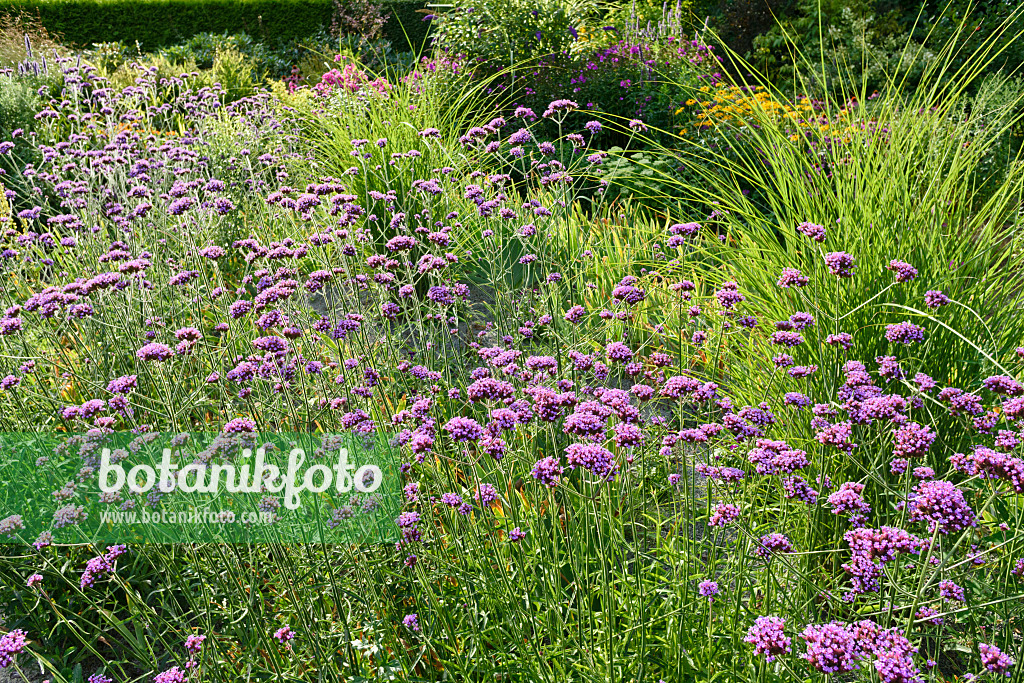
[709,503,740,527]
[444,417,484,442]
[698,580,719,601]
[531,456,563,487]
[939,579,965,602]
[403,613,420,632]
[800,622,861,673]
[983,375,1024,396]
[153,667,186,683]
[185,634,206,654]
[827,481,870,519]
[274,626,295,643]
[543,99,579,117]
[843,527,924,594]
[508,526,527,542]
[136,342,173,362]
[770,331,804,347]
[892,422,935,458]
[222,418,256,433]
[0,629,26,669]
[474,483,498,506]
[825,252,855,277]
[826,333,854,350]
[907,480,975,534]
[979,643,1013,676]
[167,197,194,215]
[778,267,809,287]
[817,421,856,452]
[715,281,745,309]
[925,290,949,308]
[565,443,618,480]
[887,260,918,282]
[605,341,633,362]
[784,392,811,408]
[745,617,791,662]
[885,321,924,344]
[107,374,138,394]
[564,305,585,323]
[797,221,826,242]
[755,533,794,559]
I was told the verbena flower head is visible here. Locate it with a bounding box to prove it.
[893,422,936,458]
[136,342,173,362]
[797,221,826,242]
[887,260,918,282]
[709,503,740,527]
[778,267,809,288]
[800,622,862,673]
[825,252,855,277]
[885,321,924,344]
[166,628,197,656]
[153,667,186,683]
[0,628,27,668]
[924,290,949,308]
[542,99,578,118]
[698,580,719,601]
[531,457,563,487]
[745,616,791,662]
[907,480,976,534]
[755,533,794,559]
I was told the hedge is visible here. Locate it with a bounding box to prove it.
[1,0,432,50]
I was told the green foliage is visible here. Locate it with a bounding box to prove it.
[99,48,260,101]
[82,39,137,72]
[0,10,65,66]
[0,72,61,202]
[745,0,1023,95]
[598,145,679,210]
[3,7,1024,683]
[430,0,599,68]
[336,34,418,75]
[599,0,699,44]
[649,42,1024,458]
[0,0,431,52]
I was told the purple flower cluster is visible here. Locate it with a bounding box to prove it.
[907,480,976,534]
[755,533,794,559]
[745,616,791,662]
[885,321,924,344]
[825,252,856,277]
[0,629,27,669]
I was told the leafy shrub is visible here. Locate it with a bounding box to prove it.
[597,145,680,210]
[0,0,433,51]
[83,40,137,72]
[102,50,260,102]
[331,0,387,41]
[599,0,700,44]
[533,37,721,139]
[431,0,600,69]
[745,0,1023,96]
